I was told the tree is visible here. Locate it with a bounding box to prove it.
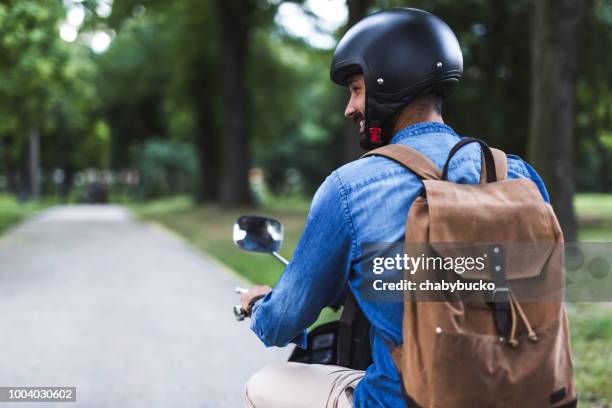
[168,0,222,203]
[45,42,106,200]
[575,0,612,193]
[527,0,594,242]
[0,0,67,198]
[96,12,170,171]
[213,0,257,206]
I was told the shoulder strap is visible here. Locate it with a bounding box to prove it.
[480,148,507,184]
[365,143,505,183]
[362,144,442,180]
[337,289,357,367]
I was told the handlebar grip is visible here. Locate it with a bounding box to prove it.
[234,304,247,321]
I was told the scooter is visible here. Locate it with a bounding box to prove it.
[232,215,372,370]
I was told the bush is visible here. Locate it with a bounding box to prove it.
[133,139,197,199]
[0,194,52,234]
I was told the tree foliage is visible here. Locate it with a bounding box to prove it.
[0,0,609,207]
[0,0,106,197]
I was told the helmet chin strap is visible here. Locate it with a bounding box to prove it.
[362,96,398,150]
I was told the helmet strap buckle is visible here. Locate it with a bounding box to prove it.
[368,127,383,144]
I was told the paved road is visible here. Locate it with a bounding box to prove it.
[0,205,289,408]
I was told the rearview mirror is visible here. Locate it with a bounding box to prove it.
[233,215,283,253]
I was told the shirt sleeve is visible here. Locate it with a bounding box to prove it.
[250,171,354,348]
[506,154,551,203]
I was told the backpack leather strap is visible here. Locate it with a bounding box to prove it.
[362,144,442,180]
[337,290,357,367]
[480,148,507,184]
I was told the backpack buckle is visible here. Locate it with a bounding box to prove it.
[491,287,510,305]
[490,287,512,335]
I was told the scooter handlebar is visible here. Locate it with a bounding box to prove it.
[234,304,247,321]
[234,287,249,321]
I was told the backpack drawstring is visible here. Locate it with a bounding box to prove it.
[510,290,538,343]
[507,290,538,347]
[508,297,519,347]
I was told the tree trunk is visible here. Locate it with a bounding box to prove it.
[60,165,74,202]
[2,135,18,194]
[213,0,254,206]
[339,0,373,164]
[595,138,609,193]
[193,122,221,203]
[527,0,593,242]
[192,81,221,203]
[596,102,611,192]
[29,126,40,200]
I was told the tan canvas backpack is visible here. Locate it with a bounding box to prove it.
[363,138,576,408]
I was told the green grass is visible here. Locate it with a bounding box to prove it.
[567,193,612,405]
[576,193,612,242]
[579,226,612,242]
[0,194,54,234]
[568,303,612,407]
[135,193,612,405]
[575,193,612,220]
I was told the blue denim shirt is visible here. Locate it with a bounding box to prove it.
[250,122,550,407]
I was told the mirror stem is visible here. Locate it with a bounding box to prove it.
[271,251,289,266]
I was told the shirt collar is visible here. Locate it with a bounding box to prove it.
[389,122,458,144]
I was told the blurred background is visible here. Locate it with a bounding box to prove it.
[0,0,611,406]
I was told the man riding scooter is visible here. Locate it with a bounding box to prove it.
[240,8,550,408]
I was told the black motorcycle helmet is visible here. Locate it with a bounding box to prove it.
[331,8,463,150]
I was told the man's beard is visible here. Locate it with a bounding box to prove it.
[359,133,371,149]
[353,111,365,135]
[351,112,371,150]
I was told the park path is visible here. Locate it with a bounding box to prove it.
[0,205,289,408]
